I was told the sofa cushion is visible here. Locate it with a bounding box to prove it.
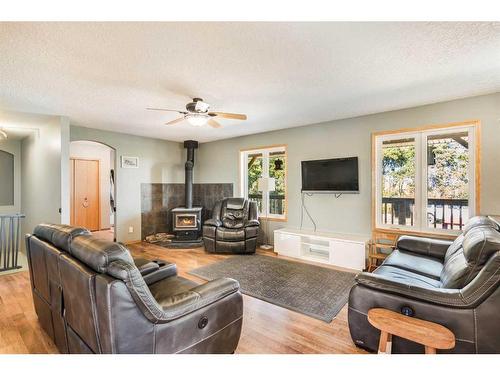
[396,235,452,259]
[463,227,500,265]
[441,227,500,289]
[381,249,443,280]
[221,198,249,229]
[216,227,245,242]
[148,276,199,302]
[463,216,500,234]
[443,216,499,266]
[226,197,245,210]
[444,234,464,263]
[440,248,470,289]
[373,265,442,289]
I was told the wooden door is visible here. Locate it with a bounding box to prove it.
[70,159,100,231]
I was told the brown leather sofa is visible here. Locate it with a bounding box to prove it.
[348,216,500,353]
[26,223,243,354]
[203,198,260,254]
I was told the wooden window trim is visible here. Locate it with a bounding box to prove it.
[371,120,481,238]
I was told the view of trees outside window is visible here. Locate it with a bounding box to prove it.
[381,138,416,226]
[380,130,471,230]
[269,151,286,215]
[246,149,286,217]
[247,152,263,213]
[426,132,469,229]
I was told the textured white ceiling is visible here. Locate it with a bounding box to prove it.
[1,22,499,143]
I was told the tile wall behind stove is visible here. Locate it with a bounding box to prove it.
[141,183,233,240]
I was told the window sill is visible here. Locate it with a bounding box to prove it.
[260,216,287,222]
[374,227,458,240]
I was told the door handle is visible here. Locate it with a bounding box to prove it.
[82,197,89,208]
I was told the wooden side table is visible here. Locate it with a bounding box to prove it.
[367,308,455,354]
[368,231,398,272]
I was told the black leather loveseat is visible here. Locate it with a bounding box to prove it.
[203,198,260,254]
[348,216,500,354]
[26,224,243,354]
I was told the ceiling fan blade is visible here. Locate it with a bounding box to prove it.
[209,112,247,120]
[147,107,187,114]
[165,117,185,126]
[207,119,222,128]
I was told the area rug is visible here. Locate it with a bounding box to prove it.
[188,254,356,322]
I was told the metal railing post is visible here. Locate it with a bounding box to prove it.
[0,214,25,272]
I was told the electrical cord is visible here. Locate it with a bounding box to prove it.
[300,192,317,232]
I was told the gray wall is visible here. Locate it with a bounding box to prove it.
[70,125,185,243]
[0,139,21,212]
[195,92,500,240]
[21,116,65,239]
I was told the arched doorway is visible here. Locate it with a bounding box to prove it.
[69,140,116,242]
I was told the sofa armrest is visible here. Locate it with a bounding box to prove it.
[396,235,454,260]
[134,258,160,275]
[142,262,177,285]
[355,272,472,308]
[204,218,222,227]
[134,258,178,284]
[245,219,260,227]
[157,278,240,321]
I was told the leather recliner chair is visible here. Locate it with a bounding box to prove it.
[348,216,500,354]
[203,198,259,254]
[26,223,243,354]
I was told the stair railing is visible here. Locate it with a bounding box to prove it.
[0,214,25,272]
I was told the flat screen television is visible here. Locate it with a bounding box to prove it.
[301,157,359,193]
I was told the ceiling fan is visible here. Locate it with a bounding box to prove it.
[147,98,247,128]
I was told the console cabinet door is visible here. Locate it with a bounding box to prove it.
[274,232,301,258]
[330,240,366,271]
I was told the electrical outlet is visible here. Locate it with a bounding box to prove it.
[128,226,134,233]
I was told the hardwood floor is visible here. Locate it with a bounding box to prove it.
[0,243,367,354]
[0,271,58,353]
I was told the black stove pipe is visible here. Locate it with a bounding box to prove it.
[183,140,198,209]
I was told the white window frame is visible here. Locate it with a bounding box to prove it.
[239,145,287,220]
[374,122,478,235]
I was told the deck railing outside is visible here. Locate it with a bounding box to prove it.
[382,197,468,230]
[249,194,466,229]
[248,193,285,215]
[0,214,25,272]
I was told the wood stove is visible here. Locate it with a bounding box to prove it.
[174,213,198,229]
[171,207,202,241]
[169,140,203,247]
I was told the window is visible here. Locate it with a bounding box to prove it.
[240,145,287,220]
[374,122,479,233]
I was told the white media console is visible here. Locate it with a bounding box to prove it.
[273,228,369,271]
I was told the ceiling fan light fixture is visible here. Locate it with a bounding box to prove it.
[186,114,208,127]
[194,100,210,113]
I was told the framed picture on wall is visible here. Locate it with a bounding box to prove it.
[121,156,139,168]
